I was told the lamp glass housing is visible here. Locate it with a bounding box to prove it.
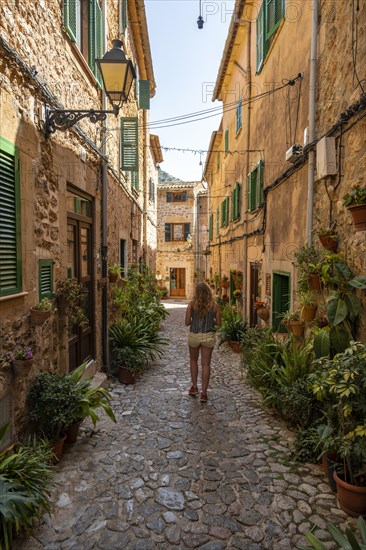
[96,39,136,107]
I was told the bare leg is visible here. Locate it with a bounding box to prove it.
[201,346,214,393]
[189,346,200,387]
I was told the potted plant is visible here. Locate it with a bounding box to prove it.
[298,291,317,322]
[233,289,242,302]
[27,371,81,461]
[310,341,366,517]
[254,300,270,322]
[217,306,247,352]
[301,515,366,550]
[317,225,338,252]
[221,275,230,289]
[12,346,34,377]
[231,270,243,290]
[108,263,121,283]
[293,244,324,292]
[285,311,304,337]
[54,278,88,328]
[30,297,54,326]
[343,186,366,231]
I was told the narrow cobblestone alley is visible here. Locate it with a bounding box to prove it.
[15,302,354,550]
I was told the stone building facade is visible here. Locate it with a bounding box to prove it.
[204,0,366,335]
[0,0,158,438]
[156,181,205,300]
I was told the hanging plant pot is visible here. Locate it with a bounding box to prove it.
[256,307,270,322]
[118,366,136,385]
[229,341,241,353]
[221,281,230,289]
[308,273,321,291]
[12,359,33,377]
[319,234,338,251]
[301,305,317,322]
[333,470,366,517]
[30,308,52,326]
[347,204,366,231]
[289,321,305,337]
[109,272,119,283]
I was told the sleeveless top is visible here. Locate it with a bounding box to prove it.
[190,304,216,334]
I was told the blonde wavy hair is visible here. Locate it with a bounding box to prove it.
[191,282,213,319]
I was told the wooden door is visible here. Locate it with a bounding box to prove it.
[170,268,186,297]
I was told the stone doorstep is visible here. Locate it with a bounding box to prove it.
[90,372,108,389]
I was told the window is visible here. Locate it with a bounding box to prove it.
[166,192,188,202]
[236,99,242,133]
[164,223,190,242]
[0,137,21,297]
[247,160,264,212]
[225,129,229,154]
[149,177,155,201]
[256,0,285,73]
[221,197,230,227]
[208,214,213,241]
[39,260,54,301]
[231,182,241,221]
[63,0,103,85]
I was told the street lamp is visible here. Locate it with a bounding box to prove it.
[44,39,136,137]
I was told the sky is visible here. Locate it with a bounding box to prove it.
[145,0,236,182]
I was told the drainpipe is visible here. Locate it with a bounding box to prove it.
[101,0,108,371]
[306,0,318,244]
[243,19,251,321]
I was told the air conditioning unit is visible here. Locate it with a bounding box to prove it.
[285,144,303,163]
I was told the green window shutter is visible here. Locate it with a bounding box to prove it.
[139,80,150,110]
[39,260,54,300]
[131,170,139,191]
[225,129,229,153]
[165,223,171,242]
[256,3,265,73]
[88,0,103,86]
[64,0,79,43]
[225,197,229,226]
[266,0,284,41]
[236,182,241,219]
[256,160,264,207]
[231,189,235,220]
[208,214,213,241]
[121,117,138,171]
[216,208,219,236]
[0,138,21,296]
[236,100,242,133]
[119,0,128,34]
[247,170,257,212]
[272,272,290,332]
[217,152,220,172]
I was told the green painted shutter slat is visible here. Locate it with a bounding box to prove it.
[165,223,171,242]
[121,117,138,171]
[265,0,284,40]
[258,160,264,206]
[273,273,290,332]
[248,170,257,212]
[119,0,128,33]
[88,0,103,86]
[64,0,78,43]
[236,100,242,133]
[0,140,21,296]
[216,208,219,236]
[139,80,150,110]
[236,182,241,219]
[225,129,229,153]
[209,214,213,241]
[256,3,265,73]
[39,260,54,300]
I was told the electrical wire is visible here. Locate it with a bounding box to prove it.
[351,0,365,94]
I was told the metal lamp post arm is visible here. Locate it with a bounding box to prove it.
[44,106,119,137]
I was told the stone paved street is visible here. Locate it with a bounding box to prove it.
[15,302,354,550]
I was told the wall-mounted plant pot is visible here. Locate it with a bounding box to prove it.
[308,273,321,291]
[118,366,136,385]
[30,308,51,326]
[319,235,338,252]
[12,359,33,377]
[347,204,366,231]
[256,307,270,322]
[221,282,230,289]
[229,341,241,353]
[333,470,366,517]
[289,321,305,337]
[301,305,317,322]
[109,273,119,283]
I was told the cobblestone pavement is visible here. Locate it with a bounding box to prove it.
[15,302,354,549]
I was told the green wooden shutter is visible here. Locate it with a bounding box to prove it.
[184,224,191,240]
[139,80,150,110]
[217,152,220,172]
[225,197,229,226]
[165,223,171,242]
[256,3,265,73]
[216,208,219,236]
[131,170,139,191]
[236,182,241,219]
[256,160,264,208]
[225,129,229,153]
[64,0,79,43]
[39,260,54,300]
[231,188,235,220]
[272,273,290,332]
[247,170,257,212]
[266,0,284,40]
[119,0,128,34]
[0,138,21,297]
[88,0,103,86]
[121,117,138,171]
[209,214,213,241]
[236,100,242,133]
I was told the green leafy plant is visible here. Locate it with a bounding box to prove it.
[108,263,121,277]
[317,225,337,239]
[292,427,321,463]
[14,346,33,361]
[300,515,366,549]
[293,244,325,292]
[343,186,366,207]
[27,371,81,441]
[55,278,88,328]
[0,424,53,549]
[32,297,54,311]
[279,379,321,429]
[217,305,247,344]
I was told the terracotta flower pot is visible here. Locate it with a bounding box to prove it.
[12,359,33,377]
[229,341,241,353]
[221,281,229,289]
[289,321,305,337]
[319,235,338,252]
[65,420,83,444]
[256,307,270,321]
[30,308,51,326]
[301,305,317,322]
[118,366,136,384]
[348,204,366,231]
[333,470,366,517]
[109,272,118,283]
[51,434,67,463]
[308,273,321,291]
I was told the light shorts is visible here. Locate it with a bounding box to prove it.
[188,332,216,349]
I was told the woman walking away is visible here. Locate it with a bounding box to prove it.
[185,282,221,402]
